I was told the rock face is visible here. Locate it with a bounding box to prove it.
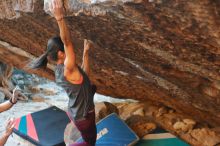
[0,0,220,128]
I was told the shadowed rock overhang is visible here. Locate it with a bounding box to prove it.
[0,0,220,127]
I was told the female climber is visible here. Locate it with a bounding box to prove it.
[28,0,97,146]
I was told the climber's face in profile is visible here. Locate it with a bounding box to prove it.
[57,51,66,60]
[46,36,65,64]
[47,50,65,64]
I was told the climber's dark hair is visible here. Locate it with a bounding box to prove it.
[27,36,64,69]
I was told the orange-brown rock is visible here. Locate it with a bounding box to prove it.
[0,0,220,128]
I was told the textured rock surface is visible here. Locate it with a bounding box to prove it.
[0,0,220,128]
[95,102,119,122]
[119,102,220,146]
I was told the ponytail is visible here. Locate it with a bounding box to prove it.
[26,36,64,70]
[26,52,48,69]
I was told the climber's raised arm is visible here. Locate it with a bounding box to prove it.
[50,0,82,83]
[81,39,93,76]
